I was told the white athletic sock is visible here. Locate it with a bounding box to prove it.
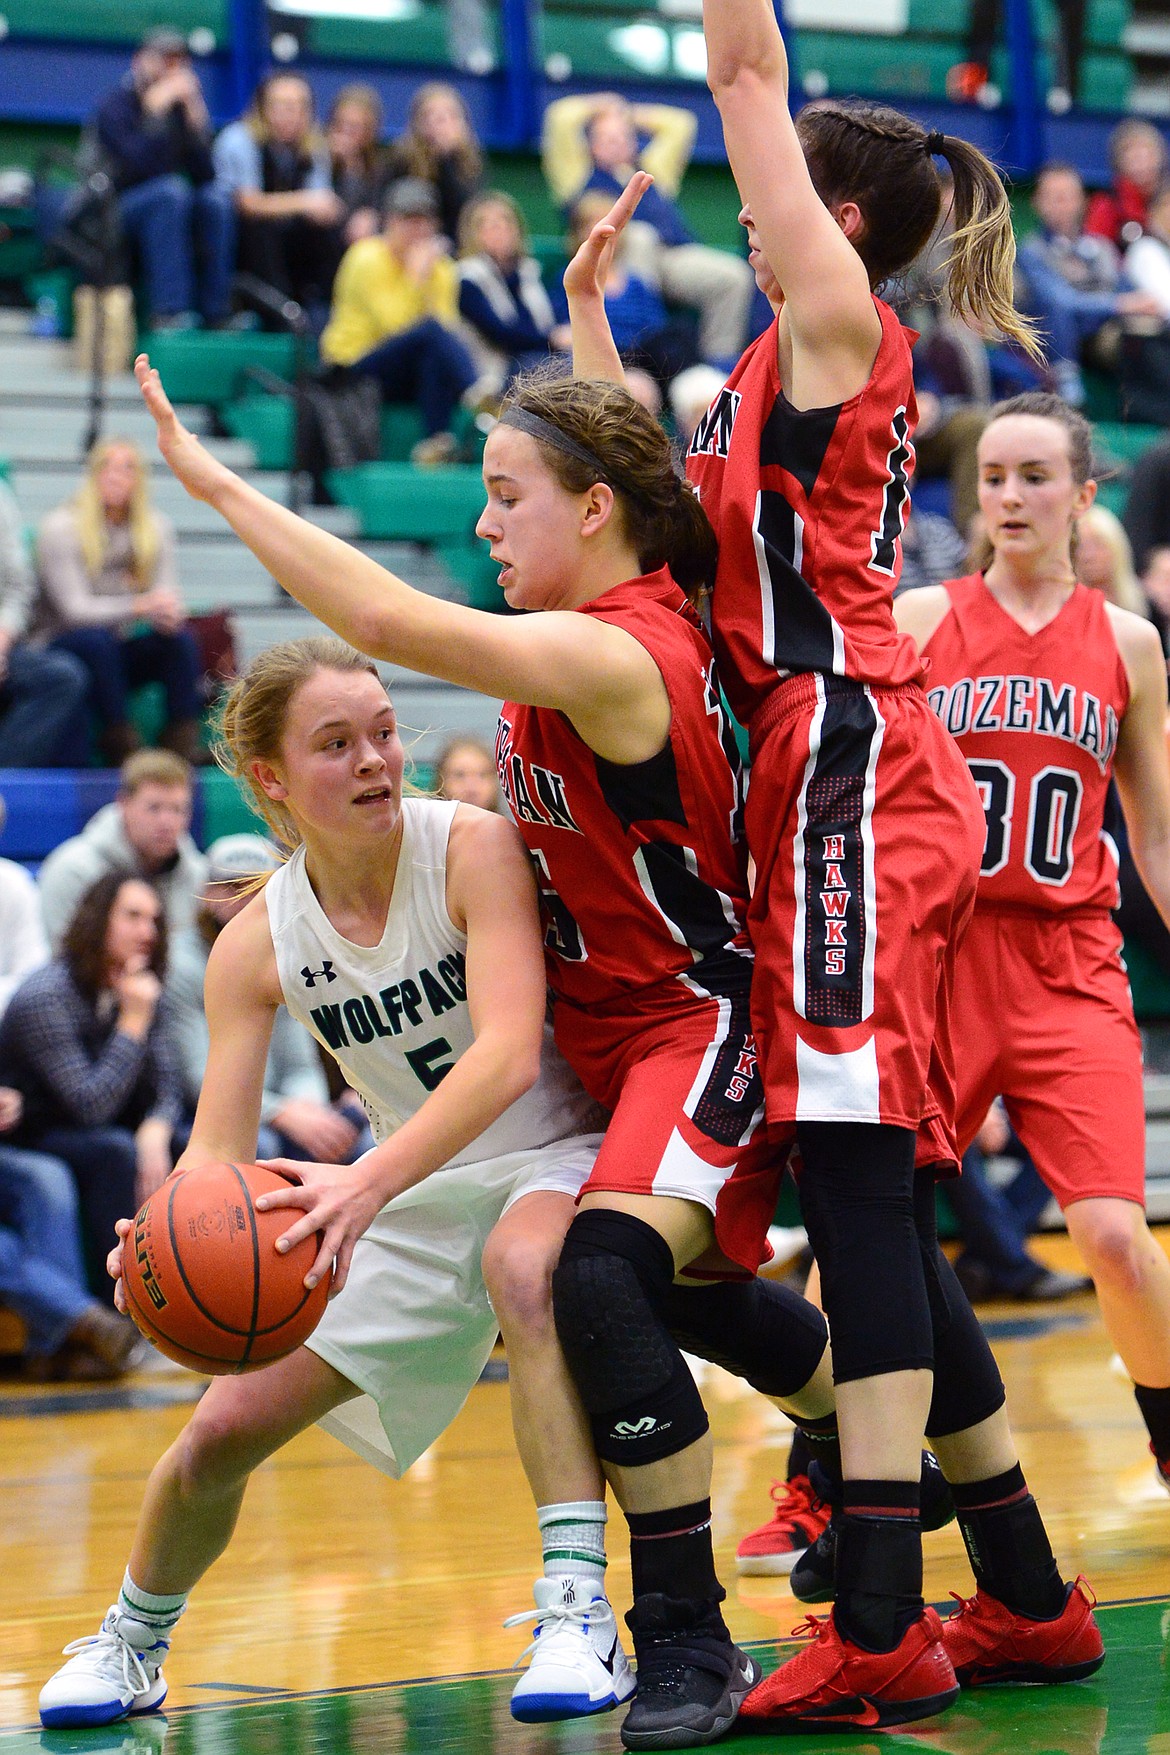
[537,1500,607,1585]
[118,1570,187,1637]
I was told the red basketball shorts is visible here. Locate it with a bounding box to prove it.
[746,673,985,1164]
[952,907,1146,1208]
[553,981,787,1276]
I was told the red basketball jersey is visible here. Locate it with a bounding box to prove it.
[686,297,925,730]
[922,575,1129,912]
[496,567,753,1009]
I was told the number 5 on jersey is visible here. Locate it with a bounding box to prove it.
[530,849,588,962]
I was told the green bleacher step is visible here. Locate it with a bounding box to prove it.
[327,463,485,541]
[3,0,227,44]
[147,332,299,410]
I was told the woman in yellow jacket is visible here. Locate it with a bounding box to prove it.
[321,176,479,464]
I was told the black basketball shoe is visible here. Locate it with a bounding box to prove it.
[620,1593,761,1749]
[793,1450,956,1605]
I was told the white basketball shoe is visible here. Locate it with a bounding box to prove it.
[40,1607,170,1728]
[506,1575,637,1722]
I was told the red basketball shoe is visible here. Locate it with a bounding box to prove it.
[739,1607,959,1730]
[941,1576,1105,1686]
[735,1475,830,1575]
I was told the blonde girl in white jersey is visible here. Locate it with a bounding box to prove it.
[39,636,636,1732]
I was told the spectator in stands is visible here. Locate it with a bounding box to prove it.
[1076,503,1149,615]
[213,73,345,329]
[1086,119,1169,248]
[1121,433,1170,571]
[541,91,754,367]
[667,362,727,450]
[321,177,482,467]
[35,436,205,766]
[950,1103,1090,1303]
[1016,162,1162,407]
[0,797,49,1013]
[0,873,180,1300]
[385,82,484,248]
[1140,544,1170,651]
[457,192,571,395]
[37,749,205,952]
[1116,181,1170,320]
[327,84,391,247]
[0,477,88,766]
[897,508,970,595]
[556,191,701,411]
[434,735,501,812]
[0,1083,143,1379]
[170,833,373,1161]
[92,27,235,330]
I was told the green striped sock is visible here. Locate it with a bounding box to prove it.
[537,1500,607,1584]
[119,1569,187,1635]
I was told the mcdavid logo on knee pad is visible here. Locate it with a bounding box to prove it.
[612,1416,671,1439]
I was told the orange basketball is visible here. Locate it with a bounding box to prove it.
[121,1161,331,1373]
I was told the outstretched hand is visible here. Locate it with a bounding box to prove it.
[134,354,231,505]
[562,170,653,305]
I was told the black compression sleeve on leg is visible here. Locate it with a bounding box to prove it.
[796,1122,932,1383]
[552,1208,710,1466]
[912,1169,1006,1437]
[660,1277,829,1401]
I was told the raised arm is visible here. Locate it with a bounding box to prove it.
[703,0,880,402]
[563,172,652,386]
[135,356,665,761]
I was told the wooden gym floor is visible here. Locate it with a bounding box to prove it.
[2,1231,1169,1754]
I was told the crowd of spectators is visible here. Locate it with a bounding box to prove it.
[0,753,388,1377]
[10,34,1170,1362]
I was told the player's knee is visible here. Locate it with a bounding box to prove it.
[172,1400,260,1494]
[552,1208,709,1465]
[482,1224,560,1337]
[1074,1208,1147,1296]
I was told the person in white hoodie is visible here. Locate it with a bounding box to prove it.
[37,749,206,952]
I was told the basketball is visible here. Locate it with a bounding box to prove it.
[120,1161,331,1373]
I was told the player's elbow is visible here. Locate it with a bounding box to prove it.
[491,1035,543,1109]
[707,51,785,105]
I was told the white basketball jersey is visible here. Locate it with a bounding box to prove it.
[265,798,600,1164]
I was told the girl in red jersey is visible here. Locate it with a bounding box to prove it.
[567,4,1102,1734]
[132,342,841,1750]
[898,391,1170,1490]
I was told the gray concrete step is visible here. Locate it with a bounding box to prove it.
[177,535,459,611]
[0,410,245,467]
[8,465,358,540]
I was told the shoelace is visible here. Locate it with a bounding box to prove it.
[789,1613,832,1643]
[767,1476,823,1522]
[502,1595,597,1669]
[59,1626,155,1697]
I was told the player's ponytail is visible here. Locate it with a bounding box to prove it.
[796,99,1042,361]
[500,370,718,605]
[216,637,382,848]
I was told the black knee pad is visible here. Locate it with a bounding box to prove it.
[796,1122,934,1384]
[661,1277,829,1401]
[552,1209,710,1466]
[912,1170,1006,1437]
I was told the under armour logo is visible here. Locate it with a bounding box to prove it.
[614,1416,659,1436]
[301,961,337,987]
